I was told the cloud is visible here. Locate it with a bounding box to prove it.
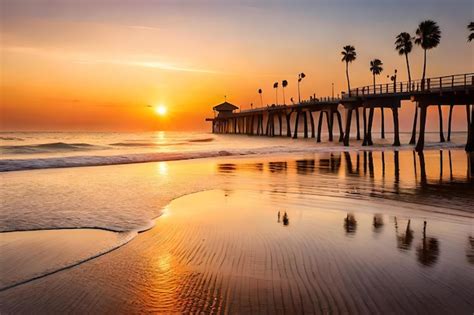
[2,45,217,74]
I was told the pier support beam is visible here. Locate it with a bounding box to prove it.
[344,108,353,146]
[392,106,401,146]
[447,105,454,141]
[437,105,445,143]
[466,104,474,152]
[303,112,309,138]
[380,108,385,139]
[326,111,334,142]
[278,113,283,136]
[355,107,361,140]
[415,103,428,152]
[293,111,300,139]
[317,112,324,143]
[336,111,344,142]
[286,112,292,137]
[367,108,374,146]
[409,103,418,145]
[362,107,368,146]
[310,112,316,138]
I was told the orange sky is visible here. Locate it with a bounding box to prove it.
[1,0,473,131]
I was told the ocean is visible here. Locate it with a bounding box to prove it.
[1,131,473,312]
[0,130,468,172]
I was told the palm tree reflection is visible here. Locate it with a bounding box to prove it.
[416,221,440,267]
[344,213,357,235]
[395,217,414,250]
[373,214,384,233]
[466,236,474,265]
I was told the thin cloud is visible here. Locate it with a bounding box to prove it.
[3,45,218,74]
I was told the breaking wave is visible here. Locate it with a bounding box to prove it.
[0,142,104,154]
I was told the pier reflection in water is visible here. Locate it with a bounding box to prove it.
[145,188,473,313]
[216,150,474,211]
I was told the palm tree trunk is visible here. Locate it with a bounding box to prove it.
[373,74,376,92]
[346,62,351,96]
[275,89,278,105]
[260,94,263,107]
[283,88,286,105]
[405,53,412,89]
[421,49,427,90]
[298,81,301,103]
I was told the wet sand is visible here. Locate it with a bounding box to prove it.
[0,229,133,290]
[0,150,473,313]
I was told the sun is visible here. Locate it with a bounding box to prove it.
[154,105,167,116]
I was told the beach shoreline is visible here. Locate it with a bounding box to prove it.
[1,148,473,313]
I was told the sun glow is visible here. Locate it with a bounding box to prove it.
[154,105,167,116]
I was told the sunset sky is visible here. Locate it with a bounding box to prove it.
[1,0,473,131]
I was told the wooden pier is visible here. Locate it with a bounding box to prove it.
[206,73,474,151]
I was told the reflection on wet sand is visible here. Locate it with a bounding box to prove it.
[395,217,414,251]
[467,236,474,264]
[416,221,440,267]
[1,150,473,313]
[344,213,357,235]
[216,150,474,211]
[372,214,384,232]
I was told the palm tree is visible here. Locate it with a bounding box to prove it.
[341,45,357,95]
[395,32,413,88]
[415,20,441,89]
[369,59,383,91]
[415,20,444,142]
[282,80,288,105]
[273,82,278,105]
[468,22,474,42]
[395,32,417,144]
[258,88,263,106]
[297,72,306,103]
[341,45,360,139]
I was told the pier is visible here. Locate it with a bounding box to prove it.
[206,73,474,151]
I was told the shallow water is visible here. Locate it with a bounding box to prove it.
[0,150,472,313]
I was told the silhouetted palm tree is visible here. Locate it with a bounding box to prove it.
[341,45,357,95]
[258,88,263,106]
[415,20,441,89]
[369,59,383,91]
[415,20,444,142]
[273,82,279,105]
[297,72,306,103]
[395,32,413,87]
[468,22,474,42]
[282,80,288,105]
[341,45,360,139]
[395,32,417,143]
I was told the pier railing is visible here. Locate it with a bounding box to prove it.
[239,97,341,114]
[343,73,474,98]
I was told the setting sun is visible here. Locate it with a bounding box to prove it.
[154,105,167,116]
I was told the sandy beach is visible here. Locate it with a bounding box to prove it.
[1,149,473,313]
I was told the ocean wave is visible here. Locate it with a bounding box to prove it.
[188,137,214,143]
[0,142,104,154]
[110,142,186,147]
[0,137,24,141]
